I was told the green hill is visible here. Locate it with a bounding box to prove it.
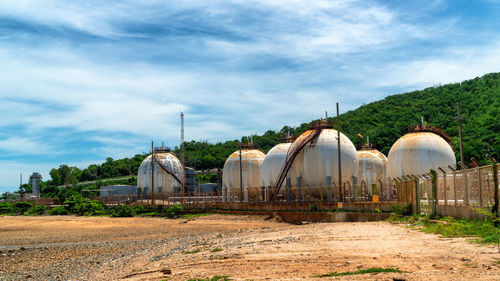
[180,72,499,169]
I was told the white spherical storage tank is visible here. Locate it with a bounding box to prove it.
[286,128,358,192]
[260,142,292,188]
[222,147,265,202]
[387,131,456,179]
[357,147,388,194]
[137,150,184,197]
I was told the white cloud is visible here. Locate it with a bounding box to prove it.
[373,40,500,88]
[0,137,55,155]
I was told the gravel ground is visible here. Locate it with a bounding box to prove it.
[0,215,280,281]
[1,216,499,281]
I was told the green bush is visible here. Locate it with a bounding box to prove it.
[166,203,183,218]
[12,202,34,214]
[111,204,136,217]
[136,211,161,217]
[390,203,412,216]
[75,200,106,216]
[25,205,47,216]
[0,202,14,214]
[49,206,69,215]
[63,193,84,213]
[132,205,157,215]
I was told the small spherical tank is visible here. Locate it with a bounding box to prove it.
[222,148,265,202]
[287,129,358,192]
[357,148,388,194]
[137,151,184,197]
[387,132,456,179]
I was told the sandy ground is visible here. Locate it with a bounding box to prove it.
[1,215,499,281]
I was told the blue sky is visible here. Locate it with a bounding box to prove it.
[1,0,500,192]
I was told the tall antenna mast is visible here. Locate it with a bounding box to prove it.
[180,112,185,167]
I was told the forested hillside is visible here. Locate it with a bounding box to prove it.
[31,72,499,190]
[179,72,499,169]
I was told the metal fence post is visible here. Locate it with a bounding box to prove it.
[413,177,420,214]
[448,165,457,206]
[485,155,498,216]
[438,167,447,209]
[430,170,438,217]
[477,166,482,206]
[493,164,499,216]
[458,162,469,205]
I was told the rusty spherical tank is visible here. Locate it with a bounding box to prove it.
[357,148,388,193]
[260,142,292,188]
[222,148,265,202]
[387,132,456,179]
[286,129,358,189]
[137,152,184,196]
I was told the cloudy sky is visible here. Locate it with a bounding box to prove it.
[1,0,499,192]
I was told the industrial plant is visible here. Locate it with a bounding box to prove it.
[13,104,498,221]
[136,112,456,202]
[123,101,499,223]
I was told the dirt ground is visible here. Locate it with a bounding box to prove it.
[1,215,499,281]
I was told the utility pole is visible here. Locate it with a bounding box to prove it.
[151,141,155,206]
[180,112,185,167]
[20,173,23,197]
[239,144,243,203]
[336,103,342,201]
[454,102,464,167]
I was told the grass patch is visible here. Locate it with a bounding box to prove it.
[388,214,500,244]
[183,249,201,254]
[136,211,162,217]
[421,217,500,244]
[313,267,404,277]
[182,212,214,219]
[187,276,230,281]
[210,248,223,252]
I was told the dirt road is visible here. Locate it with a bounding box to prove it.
[1,215,499,280]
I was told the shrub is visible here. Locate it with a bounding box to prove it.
[132,205,157,215]
[63,194,84,213]
[49,206,69,215]
[136,211,161,217]
[0,202,14,215]
[166,203,183,218]
[390,203,412,216]
[111,204,136,217]
[25,205,47,216]
[12,202,34,214]
[75,200,106,216]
